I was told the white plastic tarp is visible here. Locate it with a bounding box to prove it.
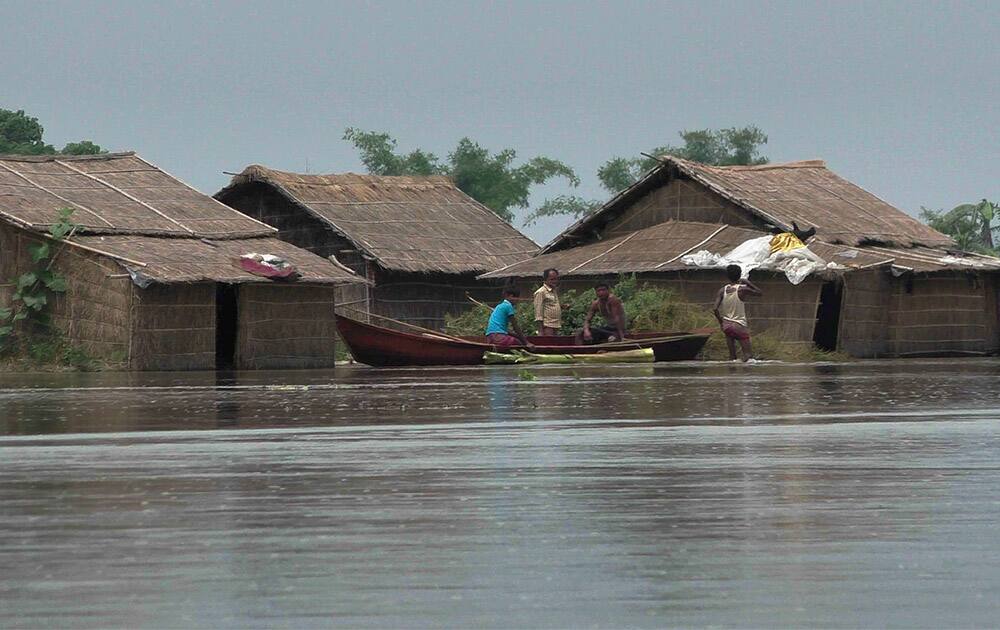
[681,235,843,285]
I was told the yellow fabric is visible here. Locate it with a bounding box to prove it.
[769,232,806,255]
[533,284,562,328]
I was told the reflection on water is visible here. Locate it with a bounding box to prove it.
[2,360,1000,628]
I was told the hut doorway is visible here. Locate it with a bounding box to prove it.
[216,283,239,368]
[812,280,843,351]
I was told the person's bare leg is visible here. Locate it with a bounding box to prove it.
[738,337,753,362]
[725,336,738,361]
[574,329,584,345]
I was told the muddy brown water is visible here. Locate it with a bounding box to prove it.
[2,360,1000,628]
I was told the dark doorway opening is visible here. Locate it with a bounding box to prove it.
[216,283,239,368]
[813,280,843,352]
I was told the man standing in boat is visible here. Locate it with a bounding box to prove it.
[533,268,562,336]
[713,264,762,362]
[486,288,531,348]
[575,282,627,344]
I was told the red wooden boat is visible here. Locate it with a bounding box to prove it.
[336,314,711,367]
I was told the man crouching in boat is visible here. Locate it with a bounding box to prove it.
[575,282,627,345]
[486,288,532,348]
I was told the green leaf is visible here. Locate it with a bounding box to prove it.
[29,242,51,262]
[12,310,28,321]
[16,272,37,291]
[59,207,75,221]
[21,293,47,310]
[49,223,72,239]
[0,325,12,338]
[42,274,67,292]
[0,307,10,320]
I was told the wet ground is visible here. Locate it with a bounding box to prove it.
[2,359,1000,628]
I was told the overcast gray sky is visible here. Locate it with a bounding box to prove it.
[2,0,997,244]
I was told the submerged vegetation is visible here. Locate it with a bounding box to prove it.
[446,275,847,362]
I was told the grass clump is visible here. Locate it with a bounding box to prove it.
[0,332,117,372]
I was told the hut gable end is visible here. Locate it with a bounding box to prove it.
[215,166,540,275]
[545,156,954,252]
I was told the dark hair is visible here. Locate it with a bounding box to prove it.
[543,268,559,280]
[502,287,520,298]
[594,282,609,290]
[726,264,742,282]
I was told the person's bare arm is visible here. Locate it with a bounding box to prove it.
[739,278,762,298]
[511,318,531,346]
[712,288,724,328]
[582,301,598,339]
[613,300,627,340]
[533,290,545,334]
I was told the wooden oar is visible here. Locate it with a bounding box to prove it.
[356,312,473,344]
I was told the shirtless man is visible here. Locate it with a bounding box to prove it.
[712,264,762,362]
[575,283,627,345]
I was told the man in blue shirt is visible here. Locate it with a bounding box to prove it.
[485,288,531,347]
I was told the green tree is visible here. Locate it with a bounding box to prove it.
[0,109,55,155]
[343,128,579,223]
[522,126,769,226]
[0,108,105,156]
[920,199,1000,254]
[60,140,106,155]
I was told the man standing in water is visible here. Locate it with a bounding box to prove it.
[533,268,562,336]
[713,264,762,362]
[575,282,627,344]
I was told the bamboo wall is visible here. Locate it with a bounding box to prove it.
[370,270,504,330]
[1,224,131,360]
[604,177,758,238]
[838,269,891,357]
[130,283,216,370]
[238,284,338,369]
[887,272,999,356]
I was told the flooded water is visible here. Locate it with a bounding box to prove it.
[2,360,1000,628]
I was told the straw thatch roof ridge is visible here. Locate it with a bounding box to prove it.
[542,155,953,253]
[0,152,276,240]
[215,164,540,275]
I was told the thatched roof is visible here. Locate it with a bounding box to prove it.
[71,234,363,285]
[545,156,953,252]
[215,165,539,274]
[480,220,1000,279]
[0,152,274,238]
[0,153,363,285]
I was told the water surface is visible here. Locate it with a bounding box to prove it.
[2,360,999,628]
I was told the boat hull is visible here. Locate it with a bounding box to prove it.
[336,315,710,367]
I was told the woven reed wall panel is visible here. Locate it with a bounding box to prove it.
[238,284,337,369]
[605,178,756,238]
[888,274,994,355]
[370,271,504,330]
[221,184,344,258]
[0,224,131,359]
[838,269,891,357]
[130,283,215,370]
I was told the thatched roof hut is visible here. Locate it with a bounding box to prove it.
[0,153,364,369]
[215,166,539,328]
[484,157,1000,358]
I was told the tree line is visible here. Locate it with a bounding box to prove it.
[1,106,994,251]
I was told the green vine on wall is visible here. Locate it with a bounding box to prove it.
[0,208,76,352]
